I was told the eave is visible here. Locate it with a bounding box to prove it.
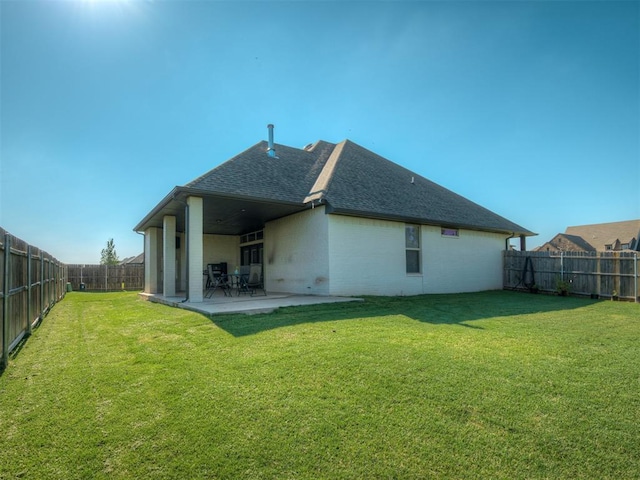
[134,186,309,236]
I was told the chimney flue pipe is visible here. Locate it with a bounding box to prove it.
[267,124,276,157]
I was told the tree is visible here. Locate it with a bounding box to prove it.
[100,238,120,265]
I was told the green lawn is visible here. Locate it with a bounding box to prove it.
[0,291,638,479]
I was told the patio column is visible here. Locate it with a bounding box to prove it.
[163,215,176,297]
[144,227,161,294]
[520,234,527,252]
[187,196,203,302]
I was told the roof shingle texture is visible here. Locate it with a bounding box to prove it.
[184,138,532,235]
[565,220,640,251]
[186,141,335,203]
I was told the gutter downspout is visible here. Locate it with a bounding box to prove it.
[505,232,515,251]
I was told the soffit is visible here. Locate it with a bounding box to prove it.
[135,189,307,235]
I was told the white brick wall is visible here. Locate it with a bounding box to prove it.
[422,226,506,293]
[203,234,240,269]
[265,206,329,295]
[154,203,507,298]
[327,215,508,296]
[328,215,420,296]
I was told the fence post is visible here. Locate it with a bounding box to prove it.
[2,233,11,369]
[40,253,45,320]
[635,253,638,303]
[596,253,601,298]
[27,245,32,336]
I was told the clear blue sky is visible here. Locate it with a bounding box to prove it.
[1,0,638,263]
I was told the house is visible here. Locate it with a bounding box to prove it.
[534,233,598,253]
[536,220,640,253]
[119,253,144,265]
[134,125,534,302]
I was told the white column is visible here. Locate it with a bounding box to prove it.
[144,227,160,294]
[187,196,204,302]
[163,215,176,297]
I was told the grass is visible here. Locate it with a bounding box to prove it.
[0,291,638,479]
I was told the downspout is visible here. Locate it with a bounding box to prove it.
[505,232,515,251]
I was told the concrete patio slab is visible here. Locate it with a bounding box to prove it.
[139,291,363,316]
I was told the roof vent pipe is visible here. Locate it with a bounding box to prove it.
[267,124,276,158]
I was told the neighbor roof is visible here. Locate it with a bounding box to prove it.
[565,220,640,251]
[135,138,534,237]
[534,233,596,252]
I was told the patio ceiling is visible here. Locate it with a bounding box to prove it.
[134,187,309,236]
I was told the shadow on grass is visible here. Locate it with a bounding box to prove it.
[211,290,597,337]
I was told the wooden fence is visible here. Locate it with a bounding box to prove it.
[504,250,639,301]
[1,228,67,369]
[66,264,144,291]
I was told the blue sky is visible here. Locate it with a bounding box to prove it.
[1,0,638,263]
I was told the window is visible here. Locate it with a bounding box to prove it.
[605,244,612,251]
[441,228,459,237]
[240,230,263,245]
[405,224,421,273]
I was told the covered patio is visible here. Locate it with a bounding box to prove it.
[139,290,363,316]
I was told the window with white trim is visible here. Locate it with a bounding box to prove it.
[441,227,459,237]
[405,224,421,274]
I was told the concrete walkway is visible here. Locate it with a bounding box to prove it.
[139,291,363,316]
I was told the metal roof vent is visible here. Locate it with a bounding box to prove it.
[267,124,277,158]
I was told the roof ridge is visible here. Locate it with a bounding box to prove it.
[303,140,347,203]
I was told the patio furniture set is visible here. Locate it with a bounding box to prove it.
[204,263,266,299]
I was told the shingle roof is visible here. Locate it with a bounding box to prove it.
[180,138,533,236]
[310,140,532,234]
[535,233,596,252]
[565,220,640,251]
[186,141,335,204]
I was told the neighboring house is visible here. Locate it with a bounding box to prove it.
[536,220,640,253]
[134,126,534,302]
[535,233,597,253]
[119,253,144,265]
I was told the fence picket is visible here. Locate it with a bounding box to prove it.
[66,264,144,291]
[504,250,639,301]
[0,227,68,370]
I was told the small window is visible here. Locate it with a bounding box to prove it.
[240,230,264,246]
[441,228,459,237]
[620,243,629,250]
[405,224,421,274]
[605,244,612,251]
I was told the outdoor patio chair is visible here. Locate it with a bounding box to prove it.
[205,264,231,298]
[238,263,266,296]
